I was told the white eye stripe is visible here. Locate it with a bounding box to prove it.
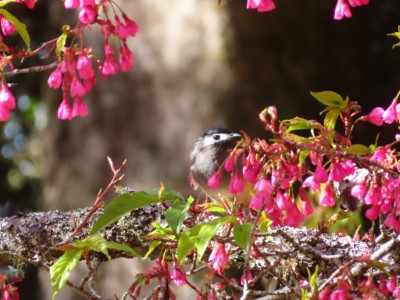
[203,133,231,146]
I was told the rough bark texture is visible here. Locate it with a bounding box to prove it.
[1,204,399,299]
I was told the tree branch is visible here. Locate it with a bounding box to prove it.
[0,200,399,297]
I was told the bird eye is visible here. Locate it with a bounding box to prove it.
[213,134,221,140]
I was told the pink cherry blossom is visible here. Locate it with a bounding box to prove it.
[81,0,95,5]
[364,184,382,205]
[208,168,222,189]
[348,0,369,6]
[303,175,320,192]
[23,0,35,9]
[320,182,335,207]
[329,159,355,182]
[243,152,263,183]
[123,14,140,36]
[243,164,261,184]
[224,153,235,172]
[365,205,380,221]
[283,204,304,227]
[394,287,400,298]
[64,0,80,9]
[384,212,397,230]
[249,194,265,209]
[58,98,73,120]
[361,107,384,126]
[0,83,16,110]
[247,0,275,12]
[309,151,322,166]
[47,67,63,89]
[380,277,389,297]
[276,191,290,211]
[209,243,228,273]
[0,104,10,121]
[240,270,253,286]
[101,56,118,77]
[0,15,15,36]
[299,188,313,215]
[172,258,186,287]
[314,164,328,184]
[229,172,244,194]
[79,6,97,24]
[330,289,349,299]
[387,276,397,292]
[255,177,273,198]
[77,54,94,79]
[119,44,135,72]
[382,98,398,124]
[370,145,391,164]
[334,0,352,20]
[350,182,366,200]
[83,77,96,93]
[115,16,130,40]
[70,76,86,97]
[104,40,114,56]
[380,198,392,214]
[72,97,89,117]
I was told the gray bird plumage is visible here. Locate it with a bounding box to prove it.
[190,128,251,204]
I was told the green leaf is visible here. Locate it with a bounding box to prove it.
[369,260,390,275]
[345,144,370,155]
[233,223,253,249]
[149,221,174,237]
[76,234,110,260]
[166,196,194,237]
[50,249,83,300]
[388,32,400,39]
[323,108,340,130]
[201,203,227,215]
[310,91,344,109]
[106,241,140,257]
[143,240,161,259]
[91,190,183,234]
[301,288,310,300]
[0,8,30,48]
[298,150,310,167]
[177,216,236,262]
[259,211,273,233]
[56,32,67,59]
[388,32,400,49]
[282,117,320,133]
[0,1,17,8]
[307,265,319,296]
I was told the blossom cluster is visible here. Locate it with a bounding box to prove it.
[246,0,370,21]
[47,48,94,120]
[0,274,22,300]
[46,0,139,120]
[320,275,400,299]
[334,0,369,20]
[199,98,400,298]
[207,95,400,233]
[129,257,187,299]
[0,0,139,121]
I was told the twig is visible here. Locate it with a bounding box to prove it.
[5,61,59,77]
[69,157,127,238]
[2,250,95,299]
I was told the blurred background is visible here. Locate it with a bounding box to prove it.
[1,0,400,299]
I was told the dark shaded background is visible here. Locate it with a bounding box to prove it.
[1,0,400,299]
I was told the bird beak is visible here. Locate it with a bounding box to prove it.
[230,133,243,141]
